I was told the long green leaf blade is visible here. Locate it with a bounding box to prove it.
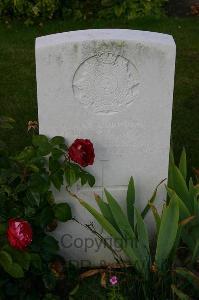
[172,165,190,209]
[149,203,161,234]
[135,207,149,253]
[179,148,187,181]
[166,187,190,220]
[155,195,179,269]
[189,178,199,215]
[169,148,175,165]
[126,176,135,229]
[105,189,136,242]
[94,193,120,232]
[168,149,175,190]
[134,208,150,275]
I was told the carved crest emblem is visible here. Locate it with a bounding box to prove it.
[72,52,139,114]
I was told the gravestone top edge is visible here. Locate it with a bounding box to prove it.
[35,29,175,50]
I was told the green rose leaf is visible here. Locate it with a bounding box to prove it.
[49,157,61,172]
[51,148,65,160]
[11,250,31,271]
[65,162,95,187]
[54,203,72,222]
[86,173,95,187]
[6,263,24,278]
[80,170,95,187]
[38,206,55,228]
[42,236,59,254]
[0,251,24,278]
[16,146,35,162]
[32,134,49,147]
[30,253,42,271]
[32,135,52,156]
[50,170,64,190]
[0,250,12,270]
[29,173,50,194]
[65,164,79,186]
[50,136,65,146]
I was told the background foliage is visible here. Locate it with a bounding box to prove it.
[0,0,167,23]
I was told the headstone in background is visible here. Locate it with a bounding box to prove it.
[35,29,176,266]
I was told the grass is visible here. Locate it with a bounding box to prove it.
[0,17,199,167]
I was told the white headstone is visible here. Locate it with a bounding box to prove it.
[35,29,176,267]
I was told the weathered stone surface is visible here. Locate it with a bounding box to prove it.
[36,29,176,266]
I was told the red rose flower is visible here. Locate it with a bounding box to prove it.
[68,139,95,167]
[7,219,32,250]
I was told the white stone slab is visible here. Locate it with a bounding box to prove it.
[35,29,176,266]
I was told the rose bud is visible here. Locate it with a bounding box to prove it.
[7,218,33,250]
[68,139,95,167]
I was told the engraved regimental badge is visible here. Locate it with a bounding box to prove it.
[72,52,139,114]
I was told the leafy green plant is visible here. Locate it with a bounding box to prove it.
[84,182,178,269]
[0,116,95,299]
[69,169,199,299]
[0,0,60,24]
[0,0,167,23]
[68,178,177,298]
[168,149,199,264]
